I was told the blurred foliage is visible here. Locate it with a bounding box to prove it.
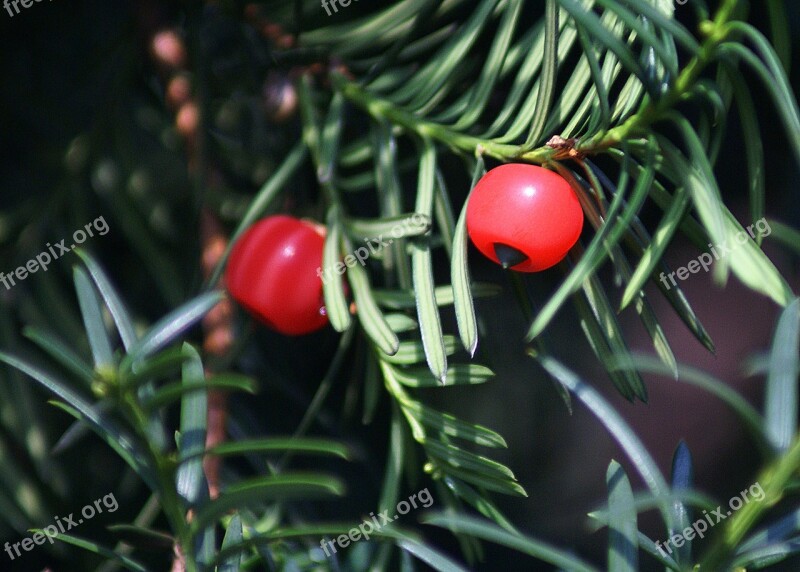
[0,0,800,570]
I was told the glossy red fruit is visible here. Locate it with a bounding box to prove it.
[224,215,328,335]
[466,164,583,272]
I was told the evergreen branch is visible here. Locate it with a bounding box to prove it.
[699,430,800,570]
[334,0,744,166]
[581,0,739,152]
[331,72,556,164]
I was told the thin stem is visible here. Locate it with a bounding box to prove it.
[120,391,197,572]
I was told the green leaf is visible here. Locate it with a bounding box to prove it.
[322,207,352,333]
[363,352,382,424]
[575,158,678,376]
[523,0,559,148]
[593,0,679,79]
[451,0,522,130]
[434,169,456,255]
[143,374,256,413]
[23,326,95,384]
[589,489,718,527]
[212,522,380,566]
[74,249,138,350]
[178,437,352,464]
[127,291,223,364]
[665,117,729,267]
[637,531,682,571]
[51,399,112,454]
[344,213,432,241]
[436,462,526,497]
[393,364,494,388]
[220,513,245,572]
[528,141,654,340]
[378,406,405,534]
[372,121,412,287]
[573,292,632,401]
[303,0,435,57]
[670,441,693,566]
[121,346,187,385]
[481,21,546,138]
[623,0,698,53]
[410,247,447,368]
[733,538,800,570]
[394,0,500,108]
[606,460,638,572]
[722,25,800,167]
[374,283,501,310]
[382,336,459,365]
[427,439,516,481]
[737,507,800,556]
[385,313,419,333]
[412,139,447,383]
[621,183,689,311]
[767,219,800,256]
[298,74,322,158]
[765,0,791,71]
[663,118,794,307]
[408,401,507,449]
[348,259,400,356]
[424,513,600,572]
[190,474,345,535]
[451,155,485,356]
[38,531,148,572]
[725,69,766,229]
[577,272,647,402]
[573,21,612,131]
[0,352,150,484]
[557,0,647,89]
[176,344,208,506]
[196,507,216,568]
[395,535,471,572]
[658,264,716,354]
[764,298,800,452]
[716,206,794,307]
[318,91,346,184]
[73,266,114,370]
[360,0,442,84]
[106,524,174,552]
[442,476,518,533]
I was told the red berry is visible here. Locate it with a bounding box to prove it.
[466,164,583,272]
[224,215,328,335]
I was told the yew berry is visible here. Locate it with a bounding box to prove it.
[224,215,328,335]
[466,164,583,272]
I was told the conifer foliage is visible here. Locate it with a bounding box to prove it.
[1,0,800,570]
